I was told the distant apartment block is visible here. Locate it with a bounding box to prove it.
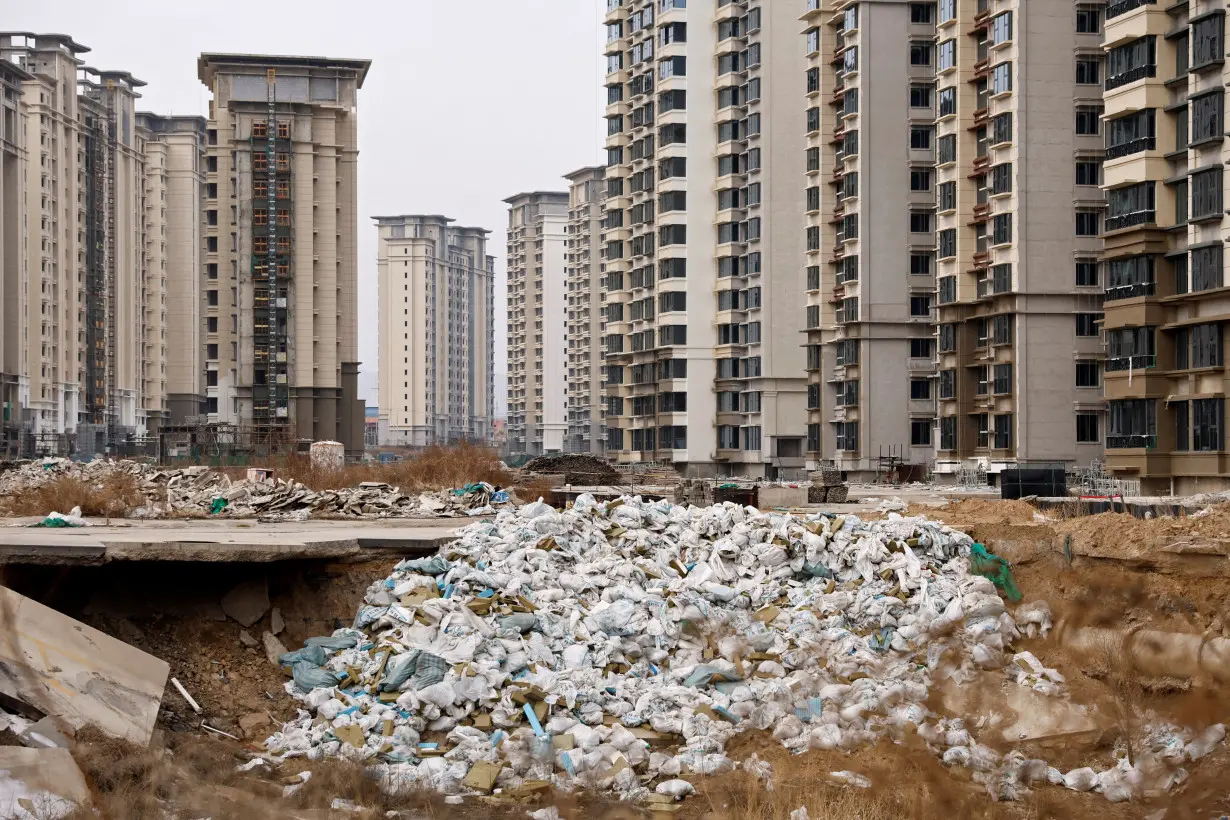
[929,0,1106,478]
[198,53,369,455]
[505,191,569,456]
[602,0,808,477]
[802,0,940,479]
[564,166,607,455]
[0,57,29,457]
[1100,0,1230,493]
[374,214,495,447]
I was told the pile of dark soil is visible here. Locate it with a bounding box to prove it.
[523,453,620,485]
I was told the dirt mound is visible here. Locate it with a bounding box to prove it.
[523,453,620,485]
[919,498,1042,526]
[1054,502,1230,560]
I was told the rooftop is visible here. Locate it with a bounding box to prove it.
[198,52,371,88]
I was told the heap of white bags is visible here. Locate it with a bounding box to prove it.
[263,495,1222,803]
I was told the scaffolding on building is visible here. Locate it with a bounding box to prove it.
[250,69,291,448]
[1071,459,1141,499]
[159,417,297,464]
[104,80,118,451]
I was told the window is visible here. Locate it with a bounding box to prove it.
[910,85,933,108]
[991,12,1012,45]
[990,163,1012,194]
[992,363,1012,395]
[938,181,956,211]
[1174,179,1188,225]
[1106,36,1156,90]
[910,212,933,233]
[939,323,956,352]
[1075,210,1101,236]
[1191,91,1223,144]
[993,414,1013,450]
[659,191,686,213]
[659,224,686,246]
[207,290,219,307]
[1076,360,1101,388]
[1108,399,1156,448]
[910,127,933,149]
[937,40,955,71]
[1174,255,1189,295]
[992,112,1013,144]
[939,0,955,21]
[1194,399,1224,451]
[1106,326,1155,368]
[911,253,933,275]
[1191,168,1223,221]
[938,134,956,164]
[911,42,934,66]
[1075,58,1102,85]
[910,294,933,317]
[1175,401,1190,452]
[1192,244,1223,291]
[206,317,218,333]
[993,213,1012,245]
[1076,6,1101,34]
[835,422,859,452]
[910,3,934,24]
[911,379,932,400]
[1106,255,1155,299]
[910,420,933,447]
[1105,181,1155,231]
[1106,109,1156,158]
[911,169,933,192]
[1075,107,1101,136]
[1076,161,1101,186]
[1075,313,1101,337]
[206,344,219,360]
[991,62,1012,94]
[939,370,956,399]
[1192,323,1223,368]
[1076,259,1099,287]
[1076,413,1100,444]
[939,417,957,450]
[1192,13,1225,69]
[938,229,956,259]
[910,338,934,358]
[938,87,956,118]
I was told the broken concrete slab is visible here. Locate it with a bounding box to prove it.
[0,747,92,817]
[17,716,71,749]
[263,632,288,666]
[0,585,169,745]
[239,630,259,648]
[220,578,270,627]
[270,606,285,636]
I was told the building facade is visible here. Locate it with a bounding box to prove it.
[374,214,495,447]
[564,166,607,455]
[198,53,369,455]
[802,0,940,479]
[602,0,808,477]
[505,191,569,456]
[139,113,206,425]
[927,0,1106,479]
[1101,0,1230,493]
[0,58,29,457]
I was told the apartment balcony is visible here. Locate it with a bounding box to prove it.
[1106,0,1156,21]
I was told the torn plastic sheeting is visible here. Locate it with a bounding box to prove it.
[398,556,452,576]
[290,660,342,693]
[279,645,328,667]
[380,650,449,692]
[305,636,360,651]
[683,665,745,689]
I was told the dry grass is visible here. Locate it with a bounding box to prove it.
[0,474,146,518]
[220,442,512,494]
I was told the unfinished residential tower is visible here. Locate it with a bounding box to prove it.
[374,214,495,447]
[565,166,607,456]
[197,53,369,455]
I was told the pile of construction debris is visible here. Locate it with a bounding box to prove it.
[0,458,509,520]
[262,494,1224,804]
[522,454,621,486]
[809,469,850,504]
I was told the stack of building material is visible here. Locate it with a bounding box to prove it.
[808,470,850,504]
[673,479,712,506]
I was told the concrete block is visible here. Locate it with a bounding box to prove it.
[0,747,92,815]
[756,486,808,509]
[220,579,270,628]
[0,585,169,745]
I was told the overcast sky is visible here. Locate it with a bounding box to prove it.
[7,0,607,417]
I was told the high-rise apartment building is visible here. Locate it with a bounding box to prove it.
[138,113,207,424]
[0,58,29,457]
[1100,1,1230,493]
[802,0,940,479]
[927,0,1106,479]
[374,214,495,446]
[1,34,88,443]
[564,166,607,455]
[198,53,369,455]
[602,0,807,477]
[505,191,569,456]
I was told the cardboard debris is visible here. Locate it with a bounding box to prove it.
[461,760,504,792]
[0,585,168,745]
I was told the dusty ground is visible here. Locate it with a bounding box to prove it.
[10,498,1230,819]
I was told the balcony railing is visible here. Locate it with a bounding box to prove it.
[1105,136,1156,160]
[1105,209,1155,232]
[1105,64,1157,91]
[1106,434,1157,449]
[1105,281,1156,301]
[1106,0,1155,20]
[1105,354,1156,372]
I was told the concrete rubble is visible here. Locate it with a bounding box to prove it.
[0,458,510,520]
[258,494,1224,805]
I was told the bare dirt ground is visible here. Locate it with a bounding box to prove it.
[12,498,1230,819]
